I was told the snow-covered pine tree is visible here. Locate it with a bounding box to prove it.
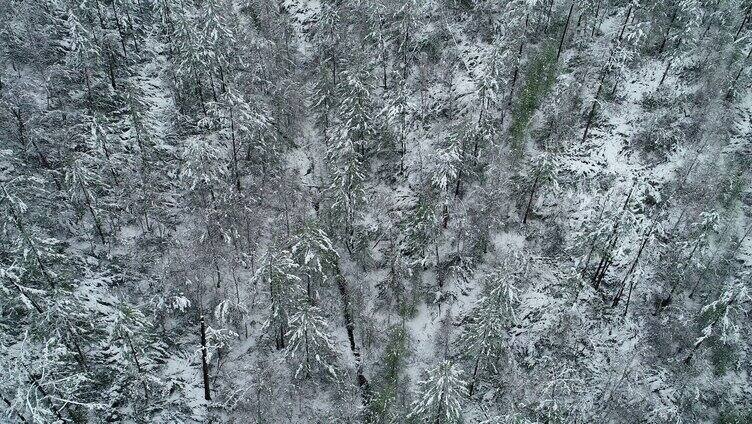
[254,249,304,350]
[326,136,367,252]
[457,272,519,396]
[285,303,339,379]
[408,360,467,424]
[520,151,559,224]
[290,222,339,302]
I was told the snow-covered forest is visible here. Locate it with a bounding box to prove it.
[1,0,751,422]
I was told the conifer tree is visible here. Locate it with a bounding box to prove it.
[255,250,304,349]
[408,360,467,424]
[458,272,518,396]
[285,303,339,379]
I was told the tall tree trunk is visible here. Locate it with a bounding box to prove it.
[522,173,540,224]
[657,239,702,313]
[229,105,241,192]
[200,315,212,401]
[580,195,609,276]
[78,179,107,244]
[21,364,68,423]
[107,50,118,90]
[335,273,371,402]
[111,2,129,59]
[1,395,27,422]
[658,60,672,86]
[726,46,752,100]
[735,3,751,40]
[126,333,150,402]
[658,9,678,55]
[612,226,653,311]
[556,2,575,61]
[582,62,609,143]
[591,0,603,37]
[618,6,632,42]
[503,14,529,126]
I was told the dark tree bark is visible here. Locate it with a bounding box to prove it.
[126,333,150,402]
[503,14,529,126]
[200,315,212,401]
[522,173,540,224]
[612,225,653,312]
[556,3,575,61]
[658,60,672,86]
[335,273,371,402]
[591,0,603,37]
[735,3,751,40]
[658,9,678,55]
[228,105,241,192]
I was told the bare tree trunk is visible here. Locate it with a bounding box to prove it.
[582,53,612,143]
[580,195,609,276]
[591,0,602,37]
[657,239,702,313]
[735,4,751,41]
[78,179,107,244]
[618,6,632,42]
[124,6,140,54]
[111,2,129,59]
[200,315,212,401]
[658,60,672,86]
[107,50,118,90]
[1,395,27,422]
[658,9,678,55]
[522,174,540,224]
[229,105,241,192]
[612,226,653,312]
[556,2,575,61]
[21,364,68,422]
[726,46,752,100]
[335,273,371,402]
[126,333,150,402]
[503,14,529,126]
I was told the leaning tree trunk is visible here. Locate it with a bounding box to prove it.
[335,273,371,402]
[658,9,678,55]
[556,2,575,61]
[580,3,635,142]
[522,173,540,224]
[503,14,529,126]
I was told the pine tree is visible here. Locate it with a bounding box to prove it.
[214,85,277,191]
[458,272,518,396]
[327,137,367,251]
[65,146,111,245]
[200,0,236,93]
[180,133,228,205]
[335,68,378,159]
[432,142,461,229]
[255,250,304,349]
[382,82,414,174]
[290,222,340,301]
[520,151,559,224]
[171,3,210,113]
[285,303,339,379]
[408,360,467,424]
[400,193,438,265]
[368,324,411,423]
